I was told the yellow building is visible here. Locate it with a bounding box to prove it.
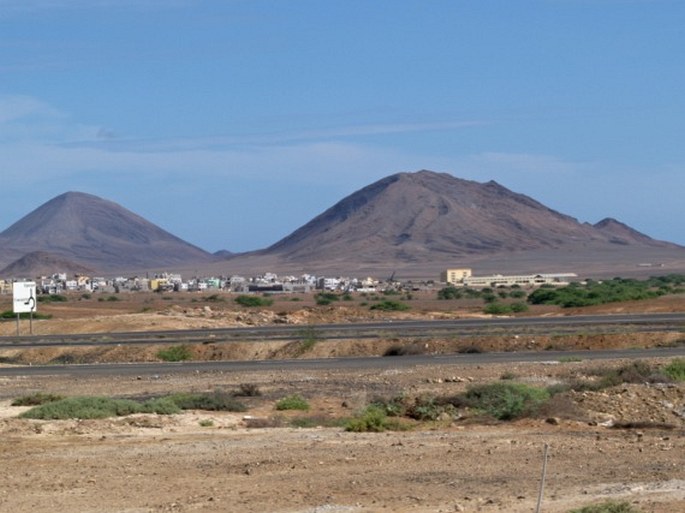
[440,268,473,285]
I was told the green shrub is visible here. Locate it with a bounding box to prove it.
[166,391,247,412]
[463,382,550,420]
[235,295,273,307]
[0,310,53,320]
[482,293,497,304]
[142,397,184,415]
[345,405,390,432]
[157,345,193,362]
[288,415,347,429]
[405,395,456,421]
[12,392,64,406]
[295,327,321,354]
[568,501,643,513]
[38,294,68,303]
[510,301,529,313]
[369,300,410,311]
[275,394,310,411]
[19,396,180,420]
[315,292,340,305]
[483,302,511,315]
[438,285,463,300]
[663,358,685,381]
[527,275,685,308]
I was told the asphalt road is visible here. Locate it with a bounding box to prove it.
[1,346,684,378]
[0,312,683,377]
[2,312,684,348]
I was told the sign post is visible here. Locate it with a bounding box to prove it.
[13,281,37,335]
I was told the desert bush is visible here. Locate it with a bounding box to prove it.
[369,395,407,417]
[437,286,462,300]
[405,395,457,421]
[295,327,321,354]
[482,293,497,304]
[0,310,52,320]
[315,292,340,305]
[38,294,68,303]
[483,302,510,314]
[345,405,391,432]
[234,295,273,307]
[527,275,685,308]
[275,394,310,411]
[166,391,247,412]
[290,415,347,429]
[510,301,529,313]
[568,501,643,513]
[369,300,410,311]
[234,383,262,397]
[19,396,181,420]
[157,345,193,362]
[12,392,64,406]
[462,382,550,420]
[663,358,685,381]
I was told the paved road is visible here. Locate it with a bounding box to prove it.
[1,346,683,378]
[2,312,684,348]
[0,312,682,377]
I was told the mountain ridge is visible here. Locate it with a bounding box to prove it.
[0,191,214,273]
[0,172,682,278]
[258,170,679,265]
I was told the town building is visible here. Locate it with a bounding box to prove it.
[442,268,576,288]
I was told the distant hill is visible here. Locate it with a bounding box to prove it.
[0,192,213,273]
[258,170,679,265]
[0,251,95,279]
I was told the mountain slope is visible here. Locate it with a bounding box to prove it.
[0,192,213,272]
[0,251,95,278]
[261,170,677,264]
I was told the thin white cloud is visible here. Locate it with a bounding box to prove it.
[66,120,487,153]
[0,94,103,143]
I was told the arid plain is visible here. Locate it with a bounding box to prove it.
[0,291,684,513]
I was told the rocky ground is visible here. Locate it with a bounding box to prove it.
[0,292,683,513]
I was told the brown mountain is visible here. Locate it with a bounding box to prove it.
[260,170,679,265]
[592,217,659,246]
[0,192,213,273]
[0,251,95,279]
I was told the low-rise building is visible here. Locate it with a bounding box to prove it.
[442,268,576,288]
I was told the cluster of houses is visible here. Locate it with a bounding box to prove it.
[0,267,577,297]
[0,272,387,296]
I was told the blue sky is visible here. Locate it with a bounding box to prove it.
[1,0,683,252]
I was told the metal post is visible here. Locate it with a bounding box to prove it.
[16,313,20,336]
[29,311,33,335]
[535,443,550,513]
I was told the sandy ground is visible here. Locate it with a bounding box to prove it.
[0,358,684,513]
[0,292,683,512]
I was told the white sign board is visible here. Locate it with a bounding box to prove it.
[13,281,37,314]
